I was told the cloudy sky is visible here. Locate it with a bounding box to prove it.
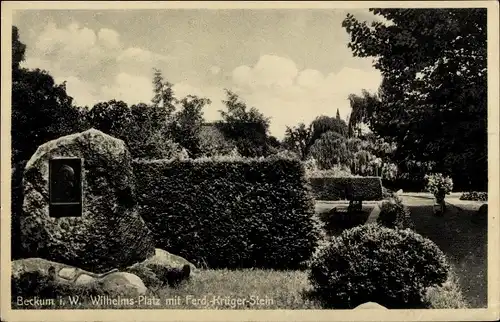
[13,8,383,138]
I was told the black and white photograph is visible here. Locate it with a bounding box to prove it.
[1,1,499,321]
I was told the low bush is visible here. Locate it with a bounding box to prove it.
[308,224,449,309]
[377,196,414,230]
[382,186,393,199]
[473,204,488,224]
[459,191,488,201]
[308,176,383,201]
[424,271,469,309]
[133,156,320,270]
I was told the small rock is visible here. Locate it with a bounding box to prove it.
[138,248,197,273]
[74,274,96,286]
[126,248,197,288]
[97,272,147,297]
[354,302,388,310]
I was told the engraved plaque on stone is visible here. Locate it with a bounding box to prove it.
[49,157,83,217]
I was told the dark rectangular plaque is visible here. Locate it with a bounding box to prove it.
[49,157,83,217]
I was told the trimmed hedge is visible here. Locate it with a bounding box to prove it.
[133,157,320,270]
[308,224,450,309]
[308,176,383,201]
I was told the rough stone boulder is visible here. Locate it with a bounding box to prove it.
[12,258,147,298]
[126,248,197,288]
[20,129,155,273]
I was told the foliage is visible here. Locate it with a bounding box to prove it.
[12,26,26,72]
[308,224,450,309]
[151,68,176,118]
[459,191,488,202]
[86,100,131,140]
[198,123,236,157]
[347,89,380,137]
[377,196,414,230]
[310,115,348,142]
[424,173,454,197]
[171,95,210,158]
[11,32,86,163]
[85,100,181,160]
[424,271,469,309]
[133,157,320,270]
[282,123,313,160]
[303,157,319,173]
[269,149,301,160]
[309,131,349,169]
[305,164,353,179]
[307,176,383,201]
[342,9,487,191]
[217,89,272,157]
[381,162,398,181]
[11,160,28,259]
[129,102,182,160]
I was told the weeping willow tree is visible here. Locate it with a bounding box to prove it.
[347,89,382,137]
[309,131,349,169]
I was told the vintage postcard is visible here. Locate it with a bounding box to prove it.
[1,1,499,321]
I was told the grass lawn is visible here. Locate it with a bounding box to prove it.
[15,269,322,310]
[400,196,487,308]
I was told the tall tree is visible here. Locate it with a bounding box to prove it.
[12,26,26,74]
[309,131,349,169]
[151,68,176,119]
[172,95,210,158]
[347,89,381,137]
[11,27,85,163]
[86,100,132,140]
[336,108,341,120]
[282,123,313,160]
[342,9,487,190]
[198,123,236,157]
[218,89,271,157]
[310,115,348,143]
[128,103,180,160]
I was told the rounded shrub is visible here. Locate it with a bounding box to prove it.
[377,196,414,230]
[308,224,450,309]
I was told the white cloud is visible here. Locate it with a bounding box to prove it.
[228,55,382,138]
[232,54,299,89]
[116,47,170,64]
[51,73,153,108]
[172,82,226,120]
[27,22,174,84]
[35,22,98,57]
[101,73,154,105]
[210,65,221,75]
[297,69,324,89]
[98,28,121,49]
[54,76,101,107]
